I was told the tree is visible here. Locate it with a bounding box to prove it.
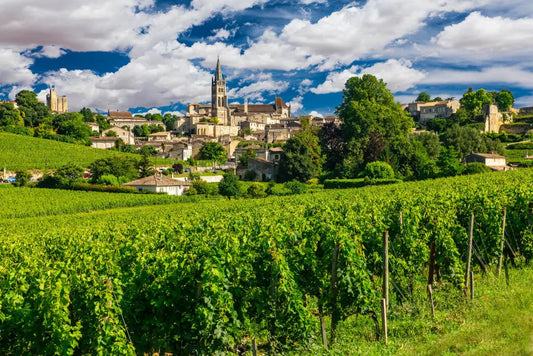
[238,148,256,167]
[89,157,139,183]
[80,107,94,122]
[495,89,514,111]
[218,173,242,199]
[0,102,23,127]
[199,142,227,164]
[416,92,431,102]
[133,124,150,137]
[15,90,50,127]
[335,75,413,176]
[57,116,92,141]
[318,122,344,172]
[437,146,464,177]
[138,145,158,156]
[426,117,448,133]
[277,118,322,182]
[412,132,440,160]
[13,170,32,187]
[138,154,155,178]
[460,88,491,115]
[443,124,503,161]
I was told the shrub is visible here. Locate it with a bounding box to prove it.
[97,174,119,186]
[244,169,257,181]
[363,161,395,179]
[13,170,32,187]
[464,162,491,175]
[218,173,242,199]
[284,180,307,194]
[185,187,198,196]
[246,183,266,198]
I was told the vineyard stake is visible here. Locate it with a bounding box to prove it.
[330,243,340,345]
[497,207,507,277]
[383,231,389,310]
[252,339,258,356]
[381,298,388,344]
[428,241,436,286]
[504,255,510,287]
[400,211,403,228]
[470,271,474,300]
[319,301,328,348]
[464,213,474,298]
[427,284,435,318]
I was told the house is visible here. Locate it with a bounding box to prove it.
[247,157,277,181]
[87,122,100,133]
[90,137,117,149]
[148,131,172,142]
[107,110,165,129]
[466,152,508,171]
[123,175,192,195]
[406,100,460,123]
[102,127,135,145]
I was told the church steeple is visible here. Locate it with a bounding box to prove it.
[215,56,222,81]
[211,57,230,125]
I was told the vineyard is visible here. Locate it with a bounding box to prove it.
[0,132,166,170]
[0,170,532,354]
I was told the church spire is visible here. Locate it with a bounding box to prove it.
[215,56,222,81]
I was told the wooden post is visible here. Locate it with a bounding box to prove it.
[330,243,340,345]
[427,284,435,318]
[497,207,506,277]
[470,271,474,300]
[464,213,474,297]
[428,241,436,286]
[400,211,403,228]
[252,339,258,356]
[383,231,389,310]
[381,298,388,344]
[320,316,328,348]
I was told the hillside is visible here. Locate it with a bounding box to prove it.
[0,132,160,170]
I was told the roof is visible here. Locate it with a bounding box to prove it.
[269,147,284,152]
[90,137,117,142]
[148,132,170,136]
[108,111,133,119]
[468,152,506,159]
[418,100,458,107]
[123,175,192,187]
[275,97,288,109]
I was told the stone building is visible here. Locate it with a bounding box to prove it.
[483,104,504,133]
[406,100,460,123]
[46,87,68,114]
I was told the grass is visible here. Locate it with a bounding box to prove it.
[0,132,171,170]
[292,266,533,355]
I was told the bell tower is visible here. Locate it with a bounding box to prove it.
[211,57,230,125]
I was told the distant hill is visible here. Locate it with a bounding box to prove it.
[0,132,144,170]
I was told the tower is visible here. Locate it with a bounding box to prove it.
[46,86,68,113]
[211,57,230,125]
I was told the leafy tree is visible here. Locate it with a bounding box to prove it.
[244,169,257,181]
[496,89,514,111]
[89,157,139,183]
[133,124,150,137]
[443,124,503,161]
[138,145,158,156]
[218,173,242,199]
[335,74,413,176]
[80,107,94,122]
[277,117,322,183]
[426,117,448,133]
[238,148,257,167]
[148,123,165,134]
[362,161,394,179]
[412,132,440,160]
[0,102,23,127]
[192,179,218,195]
[432,97,443,102]
[411,139,439,180]
[15,90,51,127]
[105,130,117,137]
[95,114,111,131]
[318,122,344,172]
[416,92,431,102]
[199,142,227,164]
[437,146,464,177]
[97,174,120,185]
[172,163,184,174]
[460,88,491,115]
[138,154,155,178]
[57,116,92,141]
[162,113,177,131]
[13,170,32,187]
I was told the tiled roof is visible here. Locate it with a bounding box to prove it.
[123,175,192,187]
[108,111,133,118]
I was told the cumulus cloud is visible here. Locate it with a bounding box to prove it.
[308,110,323,118]
[288,96,304,113]
[433,12,533,53]
[311,59,425,94]
[422,66,533,89]
[0,49,36,86]
[228,73,289,101]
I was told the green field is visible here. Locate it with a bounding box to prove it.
[0,132,171,170]
[1,169,533,354]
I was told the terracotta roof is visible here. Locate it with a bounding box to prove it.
[269,147,283,152]
[275,97,288,109]
[90,137,117,141]
[108,111,133,118]
[148,132,170,136]
[123,175,192,187]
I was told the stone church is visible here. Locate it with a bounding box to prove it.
[184,58,291,138]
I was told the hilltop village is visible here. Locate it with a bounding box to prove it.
[1,61,533,196]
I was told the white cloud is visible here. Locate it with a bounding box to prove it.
[308,110,323,118]
[311,59,425,94]
[422,66,533,88]
[228,73,289,101]
[0,49,36,86]
[288,96,304,113]
[433,12,533,53]
[300,0,327,4]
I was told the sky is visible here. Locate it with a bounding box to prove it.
[2,0,533,117]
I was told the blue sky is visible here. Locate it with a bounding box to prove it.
[2,0,533,117]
